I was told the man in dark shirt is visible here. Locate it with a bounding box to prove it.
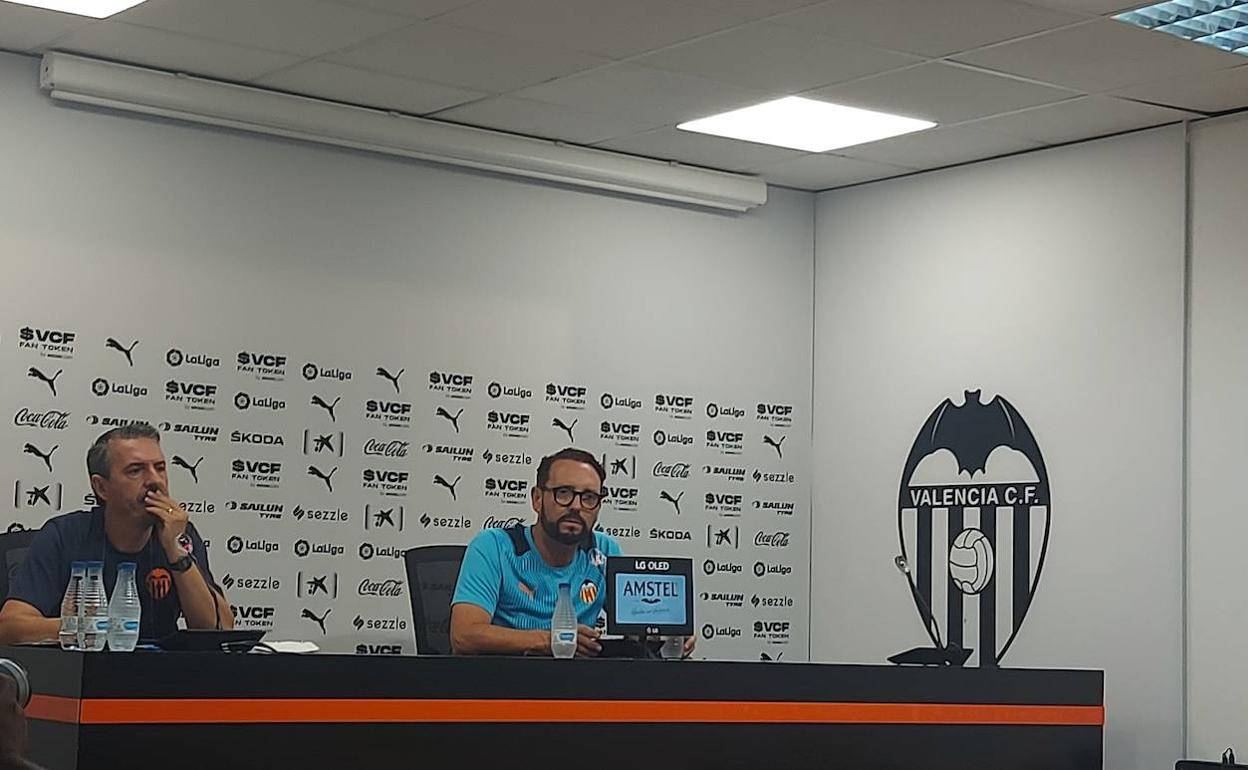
[0,423,231,643]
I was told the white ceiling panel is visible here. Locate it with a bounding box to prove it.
[49,22,301,82]
[955,19,1245,92]
[436,0,745,59]
[595,127,807,173]
[255,60,484,114]
[805,62,1078,124]
[752,153,915,190]
[635,22,917,94]
[328,21,606,93]
[509,63,770,126]
[966,94,1196,143]
[675,0,828,21]
[0,5,91,52]
[432,96,662,145]
[1016,0,1148,14]
[326,0,478,18]
[837,124,1045,169]
[114,0,412,57]
[770,0,1085,58]
[1115,64,1248,113]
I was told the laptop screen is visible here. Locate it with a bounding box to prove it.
[605,556,695,637]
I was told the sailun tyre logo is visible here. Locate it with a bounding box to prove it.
[897,389,1050,668]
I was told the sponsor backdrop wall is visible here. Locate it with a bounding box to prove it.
[1187,113,1248,759]
[0,52,813,659]
[811,127,1186,770]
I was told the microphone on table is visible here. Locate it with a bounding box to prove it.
[888,555,971,667]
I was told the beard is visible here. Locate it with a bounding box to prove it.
[540,506,589,546]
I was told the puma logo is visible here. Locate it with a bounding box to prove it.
[105,337,139,367]
[552,417,577,442]
[310,395,341,422]
[307,465,337,492]
[763,434,785,459]
[301,607,331,635]
[660,490,684,515]
[172,455,204,484]
[27,367,62,397]
[436,407,463,433]
[22,443,57,473]
[433,474,461,501]
[376,366,404,395]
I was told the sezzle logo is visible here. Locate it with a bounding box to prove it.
[595,525,640,540]
[753,499,796,515]
[654,393,694,419]
[752,470,796,485]
[705,493,743,516]
[481,449,531,466]
[706,402,746,420]
[221,574,281,592]
[230,459,282,488]
[419,513,473,529]
[755,531,791,548]
[649,527,691,541]
[599,421,641,449]
[232,605,276,629]
[600,393,643,411]
[701,624,743,640]
[304,430,345,457]
[483,515,525,530]
[352,614,409,632]
[653,462,691,480]
[364,504,405,531]
[358,578,404,598]
[166,348,220,369]
[364,438,408,458]
[702,560,744,576]
[487,411,531,439]
[488,381,532,400]
[294,539,345,558]
[180,499,215,515]
[423,443,474,463]
[226,536,279,555]
[652,429,694,447]
[236,351,287,381]
[545,382,587,410]
[602,485,639,513]
[158,420,220,444]
[699,590,745,609]
[303,362,352,382]
[428,371,473,399]
[707,525,739,549]
[358,542,403,561]
[753,561,794,578]
[362,469,409,497]
[292,505,349,524]
[234,392,286,412]
[90,378,147,399]
[485,478,528,505]
[165,380,218,411]
[14,482,63,510]
[705,430,744,455]
[366,399,412,429]
[703,465,746,483]
[14,409,70,431]
[227,500,282,521]
[752,594,795,609]
[19,327,76,358]
[756,402,794,428]
[753,620,792,644]
[231,430,284,447]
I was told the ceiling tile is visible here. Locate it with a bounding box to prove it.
[770,0,1084,58]
[254,61,484,114]
[1115,64,1248,113]
[806,62,1078,124]
[48,22,300,82]
[114,0,412,57]
[955,19,1245,92]
[635,22,917,93]
[837,124,1045,169]
[675,0,827,20]
[327,0,478,18]
[432,96,661,145]
[966,94,1196,143]
[436,0,745,58]
[328,21,606,93]
[1015,0,1148,14]
[509,63,770,126]
[595,127,807,172]
[751,154,914,190]
[0,5,92,52]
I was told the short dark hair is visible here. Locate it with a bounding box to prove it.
[87,423,161,479]
[536,448,605,490]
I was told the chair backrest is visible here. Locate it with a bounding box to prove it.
[403,545,467,655]
[0,529,38,602]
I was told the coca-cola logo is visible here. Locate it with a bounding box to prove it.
[13,408,71,430]
[653,462,691,479]
[754,531,791,548]
[358,578,404,597]
[363,439,409,458]
[484,516,525,529]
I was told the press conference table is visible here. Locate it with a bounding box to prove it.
[8,646,1104,770]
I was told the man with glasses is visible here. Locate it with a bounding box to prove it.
[450,447,619,656]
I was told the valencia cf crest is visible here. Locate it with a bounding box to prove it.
[897,390,1050,666]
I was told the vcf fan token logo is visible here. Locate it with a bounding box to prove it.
[898,390,1050,667]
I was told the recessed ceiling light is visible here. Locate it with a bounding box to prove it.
[1,0,149,18]
[1114,1,1248,57]
[677,96,935,153]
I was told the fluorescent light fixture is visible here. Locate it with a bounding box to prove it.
[677,96,936,153]
[38,53,766,212]
[2,0,149,18]
[1114,0,1248,56]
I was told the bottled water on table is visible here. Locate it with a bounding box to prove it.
[80,561,109,652]
[107,562,141,652]
[59,562,86,651]
[550,583,577,659]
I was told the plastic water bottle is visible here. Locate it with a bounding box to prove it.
[80,561,109,652]
[107,562,141,652]
[58,562,86,651]
[550,583,577,659]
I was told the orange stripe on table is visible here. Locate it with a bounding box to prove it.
[27,694,81,724]
[74,699,1104,726]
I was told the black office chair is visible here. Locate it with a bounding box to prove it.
[402,545,466,655]
[0,528,38,602]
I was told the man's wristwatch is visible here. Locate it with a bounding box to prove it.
[169,553,194,573]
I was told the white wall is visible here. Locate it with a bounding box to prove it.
[0,51,814,658]
[811,128,1186,770]
[1188,113,1248,759]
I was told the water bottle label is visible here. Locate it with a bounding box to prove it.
[556,631,575,643]
[94,619,110,631]
[122,620,139,632]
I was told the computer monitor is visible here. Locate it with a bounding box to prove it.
[605,556,694,637]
